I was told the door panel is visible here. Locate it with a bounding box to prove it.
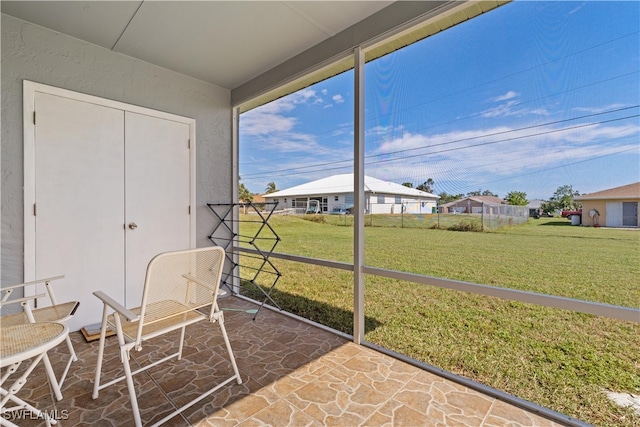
[124,112,191,306]
[35,93,125,331]
[622,202,638,227]
[606,202,623,227]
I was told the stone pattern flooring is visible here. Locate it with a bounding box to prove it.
[3,297,565,426]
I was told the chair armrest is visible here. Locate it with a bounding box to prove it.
[1,275,65,291]
[93,291,139,322]
[0,293,47,307]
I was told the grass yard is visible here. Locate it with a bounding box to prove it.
[238,215,640,426]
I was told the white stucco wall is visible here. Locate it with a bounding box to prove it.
[368,194,437,215]
[1,14,232,287]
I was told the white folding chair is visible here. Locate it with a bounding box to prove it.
[92,246,242,427]
[0,275,79,397]
[1,322,69,427]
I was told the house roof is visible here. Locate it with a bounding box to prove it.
[526,199,545,209]
[574,182,640,201]
[263,174,439,199]
[441,195,505,207]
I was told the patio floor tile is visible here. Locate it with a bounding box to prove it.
[2,296,565,426]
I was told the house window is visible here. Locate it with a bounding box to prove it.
[334,196,339,201]
[395,196,401,204]
[377,195,385,204]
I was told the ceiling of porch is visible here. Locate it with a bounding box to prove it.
[1,1,394,90]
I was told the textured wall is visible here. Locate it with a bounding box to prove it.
[1,14,232,288]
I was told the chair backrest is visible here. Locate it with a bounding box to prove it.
[136,247,225,331]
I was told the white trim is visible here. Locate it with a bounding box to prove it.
[353,46,365,343]
[23,80,196,288]
[231,107,241,294]
[23,83,37,287]
[237,246,639,324]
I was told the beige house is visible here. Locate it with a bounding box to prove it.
[575,182,640,227]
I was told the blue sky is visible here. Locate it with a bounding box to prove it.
[240,1,639,200]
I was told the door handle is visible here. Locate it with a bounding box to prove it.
[128,222,138,230]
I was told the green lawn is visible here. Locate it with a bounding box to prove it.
[238,215,640,426]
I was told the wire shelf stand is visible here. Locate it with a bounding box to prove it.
[207,202,281,319]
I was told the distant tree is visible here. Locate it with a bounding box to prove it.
[239,183,253,202]
[402,182,413,188]
[416,178,435,193]
[540,201,555,215]
[265,181,277,194]
[504,191,528,206]
[547,185,581,211]
[438,192,463,204]
[467,189,497,197]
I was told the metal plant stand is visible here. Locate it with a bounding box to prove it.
[207,202,281,319]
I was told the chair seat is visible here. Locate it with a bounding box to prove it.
[1,301,79,326]
[108,300,206,342]
[0,276,78,399]
[1,322,70,426]
[0,322,67,363]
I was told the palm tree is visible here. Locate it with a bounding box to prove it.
[265,182,277,194]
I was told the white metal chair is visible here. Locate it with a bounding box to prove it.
[1,322,69,427]
[92,246,242,427]
[0,275,79,397]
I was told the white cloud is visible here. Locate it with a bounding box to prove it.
[492,91,519,102]
[568,2,586,15]
[332,94,345,104]
[366,121,640,183]
[481,100,550,118]
[366,125,397,137]
[573,104,628,114]
[240,89,323,136]
[241,109,296,135]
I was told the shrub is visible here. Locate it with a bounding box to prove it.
[447,219,483,232]
[302,214,326,224]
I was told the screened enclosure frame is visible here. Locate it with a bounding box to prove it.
[231,1,639,336]
[231,2,638,424]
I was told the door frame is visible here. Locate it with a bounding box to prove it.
[23,80,196,285]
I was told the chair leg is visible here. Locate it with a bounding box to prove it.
[92,305,109,399]
[177,326,186,360]
[217,315,242,385]
[112,314,143,427]
[57,335,77,389]
[120,347,142,427]
[41,353,63,401]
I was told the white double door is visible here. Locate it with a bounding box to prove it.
[25,84,194,331]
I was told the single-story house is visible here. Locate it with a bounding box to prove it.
[526,199,545,217]
[440,195,505,214]
[263,173,439,215]
[574,182,639,227]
